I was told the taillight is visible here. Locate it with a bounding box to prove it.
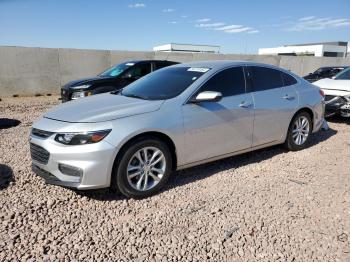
[319,89,325,98]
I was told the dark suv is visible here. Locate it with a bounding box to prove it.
[61,60,178,102]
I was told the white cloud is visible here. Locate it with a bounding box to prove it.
[289,16,350,31]
[128,3,146,8]
[212,24,258,34]
[196,18,211,23]
[215,25,243,31]
[194,19,258,34]
[163,8,175,13]
[299,16,315,21]
[196,22,226,28]
[169,21,178,24]
[224,27,253,33]
[181,15,188,18]
[247,30,259,34]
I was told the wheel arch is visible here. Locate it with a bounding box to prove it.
[292,107,314,131]
[112,131,178,173]
[284,106,314,144]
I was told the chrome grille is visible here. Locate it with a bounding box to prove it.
[30,143,50,165]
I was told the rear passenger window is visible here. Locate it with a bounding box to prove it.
[249,66,284,91]
[281,72,297,86]
[155,61,170,70]
[199,67,245,97]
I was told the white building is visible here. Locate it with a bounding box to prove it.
[259,42,348,57]
[153,43,220,53]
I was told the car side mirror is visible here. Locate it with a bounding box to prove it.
[190,91,222,103]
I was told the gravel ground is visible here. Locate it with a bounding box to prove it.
[0,96,350,261]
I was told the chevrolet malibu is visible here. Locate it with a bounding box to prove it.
[30,61,325,198]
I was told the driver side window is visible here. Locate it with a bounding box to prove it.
[198,67,246,97]
[125,63,152,79]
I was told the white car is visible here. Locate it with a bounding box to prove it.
[313,67,350,117]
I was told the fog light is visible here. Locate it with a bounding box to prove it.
[58,163,83,178]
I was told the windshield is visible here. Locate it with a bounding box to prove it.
[120,67,210,100]
[99,62,135,77]
[314,68,330,74]
[334,67,350,80]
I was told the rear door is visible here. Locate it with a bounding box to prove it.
[182,66,254,164]
[281,71,298,112]
[246,66,296,147]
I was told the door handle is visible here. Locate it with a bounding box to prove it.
[239,101,253,108]
[282,94,295,100]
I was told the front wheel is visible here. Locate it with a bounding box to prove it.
[112,137,172,198]
[284,112,312,151]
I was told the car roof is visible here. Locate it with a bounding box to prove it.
[318,66,349,70]
[172,60,283,70]
[120,60,179,64]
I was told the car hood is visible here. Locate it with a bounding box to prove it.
[64,76,112,88]
[44,93,164,123]
[313,78,350,96]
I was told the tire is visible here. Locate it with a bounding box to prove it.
[112,137,172,199]
[284,111,312,151]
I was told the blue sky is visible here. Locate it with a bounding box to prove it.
[0,0,349,54]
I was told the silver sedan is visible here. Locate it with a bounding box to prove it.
[30,61,325,198]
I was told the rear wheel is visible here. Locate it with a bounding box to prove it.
[112,137,172,198]
[284,112,312,151]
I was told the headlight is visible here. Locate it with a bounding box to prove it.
[71,91,92,99]
[54,129,111,145]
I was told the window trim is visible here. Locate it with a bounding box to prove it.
[280,70,298,87]
[185,65,248,104]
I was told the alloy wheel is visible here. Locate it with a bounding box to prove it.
[126,147,166,191]
[292,116,310,146]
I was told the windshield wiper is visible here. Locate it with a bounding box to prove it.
[111,89,123,95]
[123,93,147,100]
[111,89,148,100]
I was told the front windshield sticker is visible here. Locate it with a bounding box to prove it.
[125,63,135,66]
[187,67,210,73]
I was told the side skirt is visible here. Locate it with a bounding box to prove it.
[176,140,281,171]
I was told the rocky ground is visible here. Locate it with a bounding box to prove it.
[0,96,349,261]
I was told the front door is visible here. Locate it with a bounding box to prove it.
[182,66,254,165]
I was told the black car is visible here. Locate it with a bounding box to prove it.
[61,60,179,102]
[303,66,348,83]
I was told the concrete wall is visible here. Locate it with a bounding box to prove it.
[58,48,111,87]
[0,46,60,96]
[1,46,350,97]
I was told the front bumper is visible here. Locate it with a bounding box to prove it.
[29,134,118,190]
[32,164,81,188]
[324,96,350,117]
